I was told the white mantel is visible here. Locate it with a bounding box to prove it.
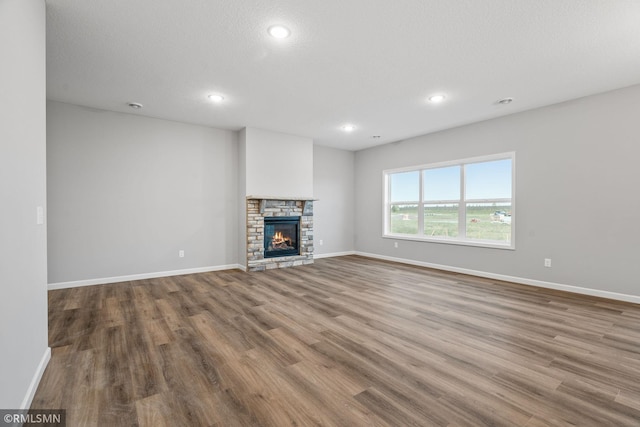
[246,196,316,201]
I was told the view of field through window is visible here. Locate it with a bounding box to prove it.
[387,156,513,245]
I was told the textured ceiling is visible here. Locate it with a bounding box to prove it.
[46,0,640,151]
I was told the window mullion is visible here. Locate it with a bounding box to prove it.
[459,164,466,239]
[384,174,389,234]
[418,170,424,235]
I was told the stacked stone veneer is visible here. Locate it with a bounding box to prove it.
[247,198,314,271]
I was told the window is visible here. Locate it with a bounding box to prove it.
[384,153,514,249]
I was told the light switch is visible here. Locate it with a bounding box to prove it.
[36,206,44,225]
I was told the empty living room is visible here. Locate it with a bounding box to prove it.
[2,0,640,426]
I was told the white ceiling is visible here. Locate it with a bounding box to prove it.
[46,0,640,151]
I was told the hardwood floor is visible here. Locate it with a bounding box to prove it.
[32,256,640,426]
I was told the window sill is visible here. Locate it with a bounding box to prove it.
[383,233,515,250]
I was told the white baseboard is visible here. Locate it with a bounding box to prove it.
[48,264,244,290]
[21,347,51,410]
[314,250,356,259]
[354,251,640,305]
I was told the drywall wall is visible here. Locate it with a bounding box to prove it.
[0,0,49,408]
[355,84,640,299]
[244,127,314,198]
[237,128,247,268]
[47,101,238,284]
[313,145,355,256]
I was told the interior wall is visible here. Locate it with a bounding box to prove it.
[244,127,314,198]
[237,128,247,268]
[47,101,238,284]
[313,145,355,256]
[355,84,640,299]
[0,0,49,408]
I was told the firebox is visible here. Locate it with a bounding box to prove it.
[264,216,300,258]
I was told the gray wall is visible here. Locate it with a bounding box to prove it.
[313,145,355,256]
[237,128,247,268]
[355,84,640,298]
[0,0,49,408]
[47,101,238,284]
[244,127,314,198]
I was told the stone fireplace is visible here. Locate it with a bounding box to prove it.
[246,197,314,271]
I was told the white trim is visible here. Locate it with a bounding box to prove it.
[21,347,51,409]
[48,264,243,290]
[382,234,514,250]
[382,151,516,175]
[354,251,640,305]
[314,251,356,259]
[246,195,316,201]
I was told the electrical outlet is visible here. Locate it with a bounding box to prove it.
[319,240,324,246]
[544,258,551,268]
[179,250,185,258]
[394,242,399,248]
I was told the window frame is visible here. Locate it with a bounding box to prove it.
[383,152,515,250]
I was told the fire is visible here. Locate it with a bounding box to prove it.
[272,231,286,245]
[271,231,292,249]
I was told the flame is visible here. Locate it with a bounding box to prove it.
[272,231,285,245]
[271,231,292,249]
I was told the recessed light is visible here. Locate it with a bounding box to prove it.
[498,97,513,105]
[208,94,225,103]
[341,124,356,132]
[127,102,143,109]
[268,25,291,39]
[428,94,446,103]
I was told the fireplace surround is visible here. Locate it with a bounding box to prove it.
[246,197,314,271]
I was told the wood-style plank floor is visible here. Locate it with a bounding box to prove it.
[32,256,640,426]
